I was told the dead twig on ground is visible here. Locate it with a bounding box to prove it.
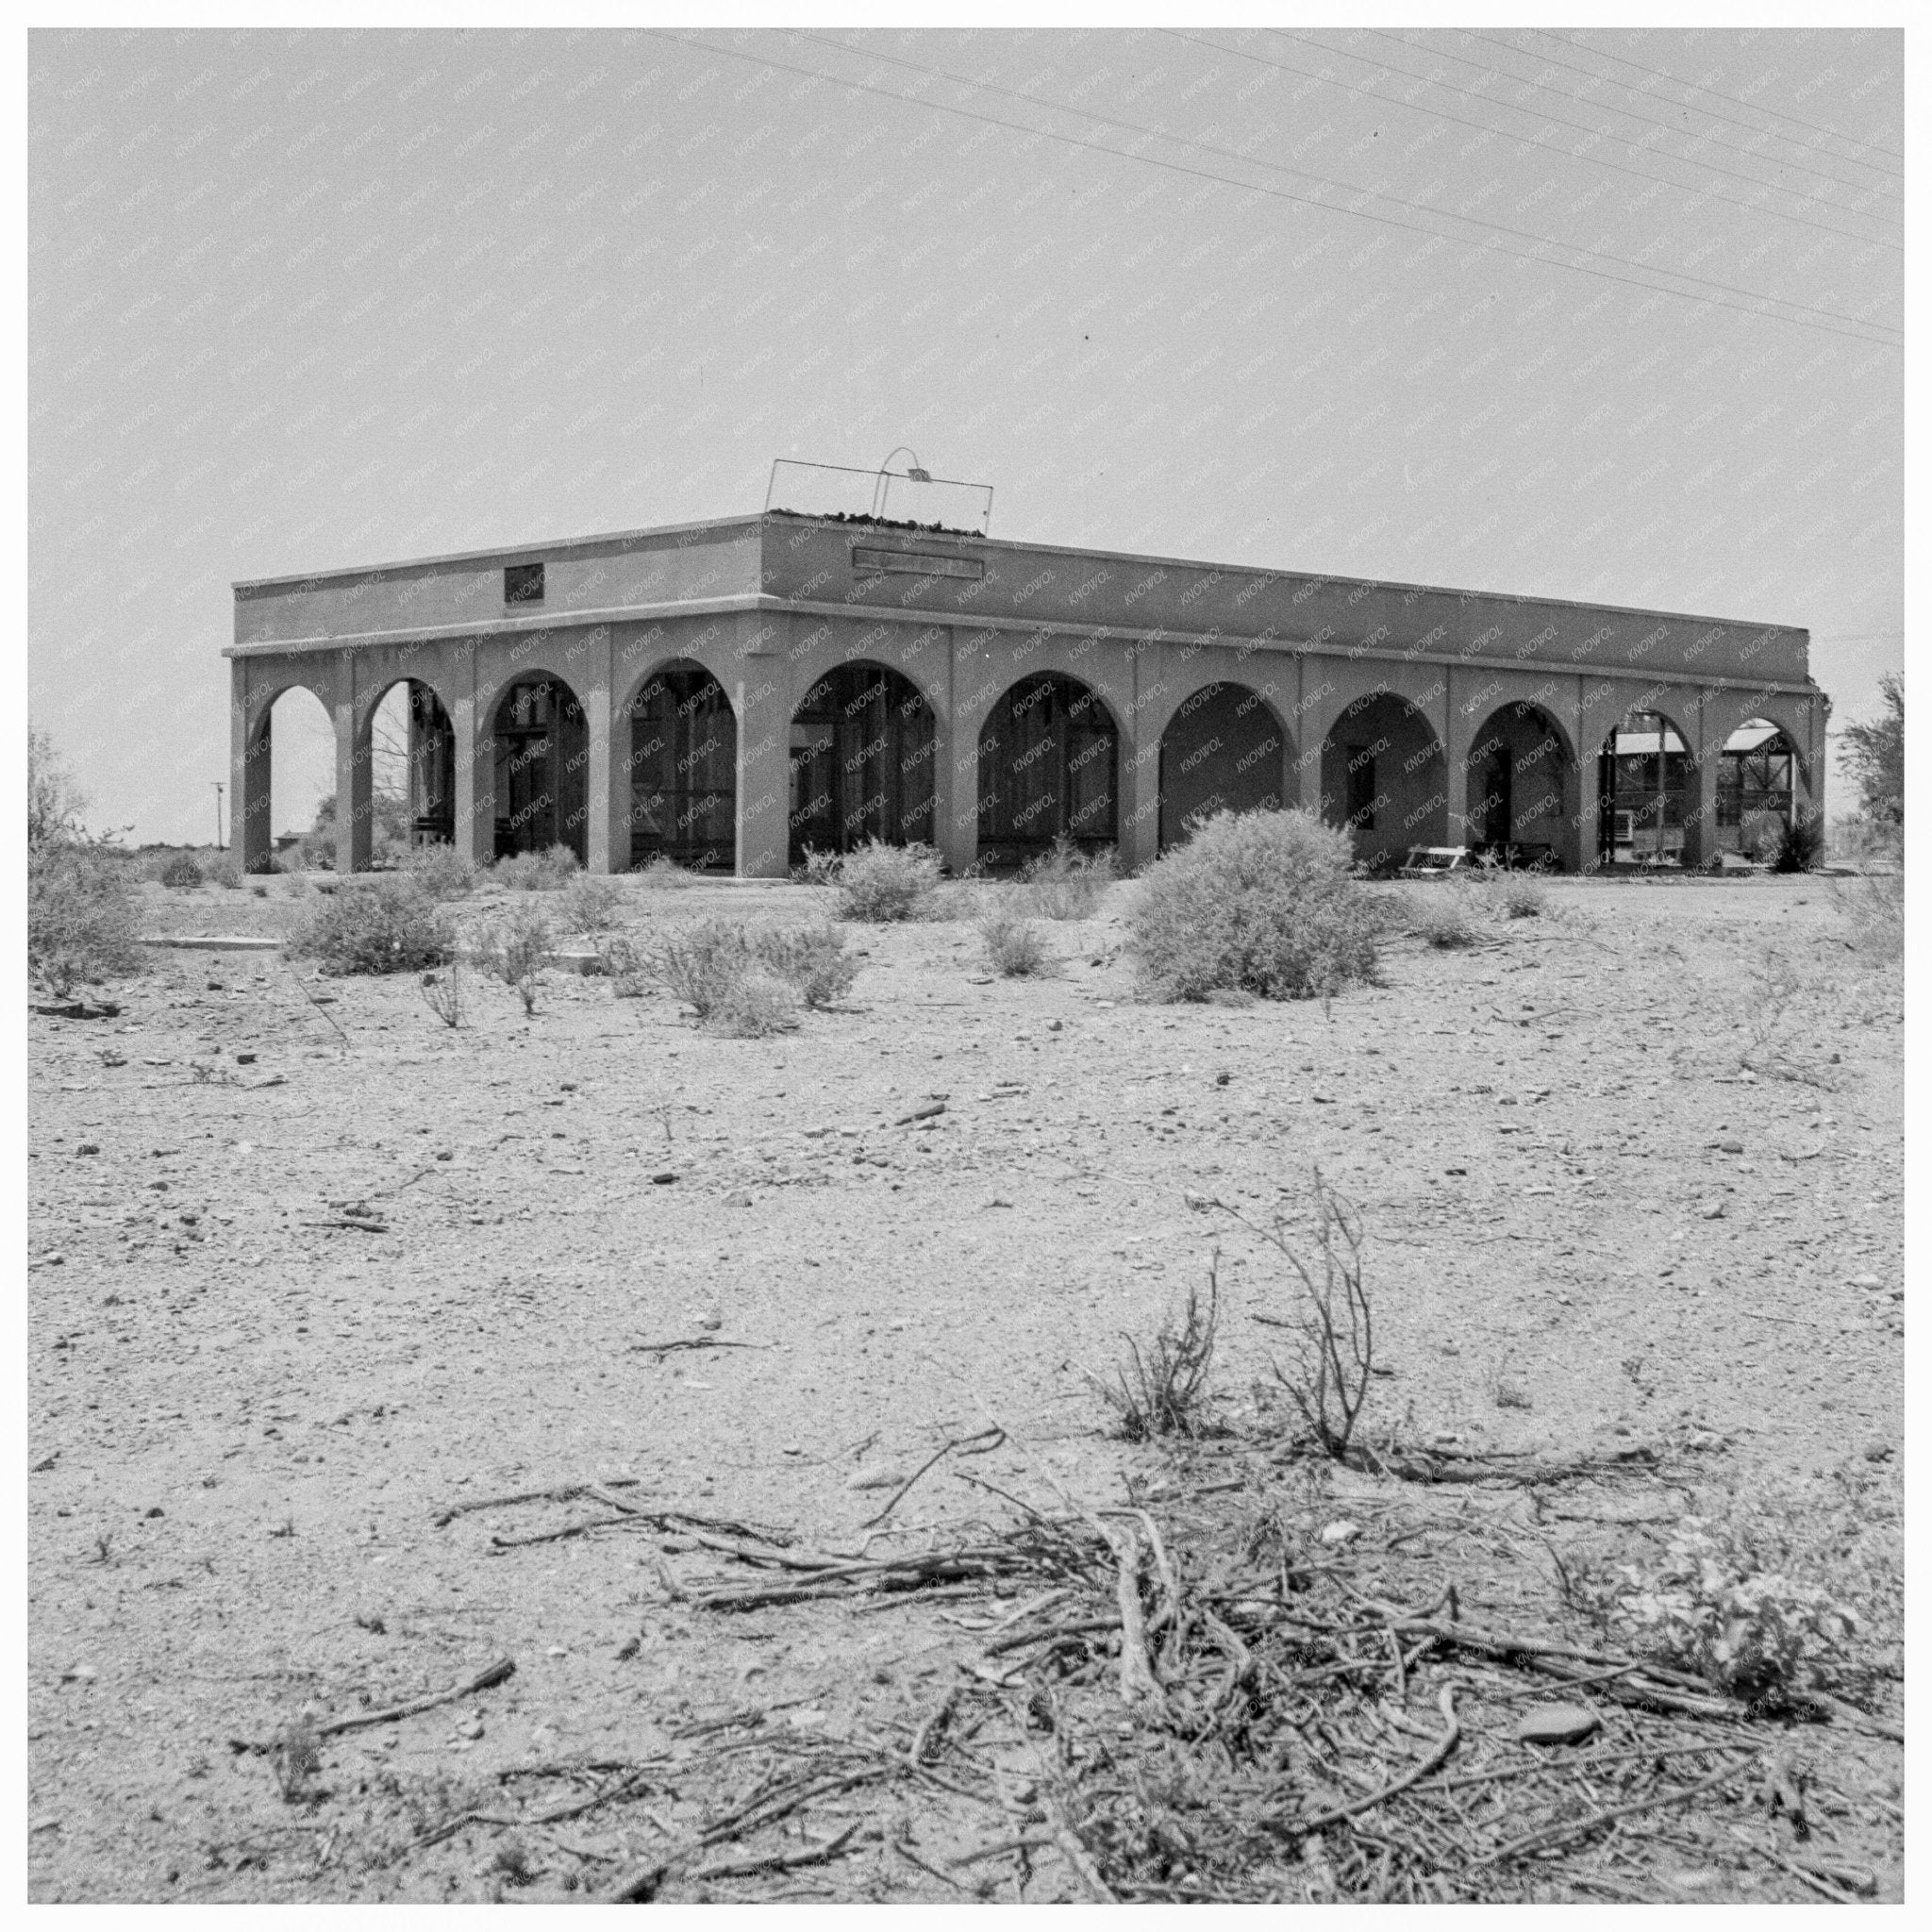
[861,1425,1005,1528]
[317,1655,515,1737]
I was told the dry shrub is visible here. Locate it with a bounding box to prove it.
[633,853,699,889]
[1019,836,1117,920]
[1834,872,1903,960]
[493,845,579,891]
[979,908,1056,977]
[421,959,464,1028]
[649,919,753,1018]
[710,964,801,1038]
[399,843,476,901]
[559,871,625,935]
[747,922,860,1008]
[1496,874,1547,919]
[483,900,551,1013]
[286,876,453,976]
[1091,1270,1220,1441]
[1404,888,1481,948]
[595,933,649,996]
[1246,1173,1373,1460]
[158,851,204,889]
[649,919,858,1019]
[831,839,943,922]
[1770,813,1825,874]
[28,843,142,996]
[1127,808,1379,1002]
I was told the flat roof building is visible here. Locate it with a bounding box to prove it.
[226,495,1824,877]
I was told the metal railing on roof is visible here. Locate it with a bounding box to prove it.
[763,458,993,536]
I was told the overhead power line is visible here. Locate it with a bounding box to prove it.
[792,30,1900,341]
[659,31,1901,350]
[1183,27,1903,253]
[1532,27,1905,169]
[1459,29,1903,203]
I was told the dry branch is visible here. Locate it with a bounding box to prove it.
[316,1656,515,1738]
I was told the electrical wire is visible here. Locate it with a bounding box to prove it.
[1457,29,1903,203]
[1529,27,1904,171]
[1222,27,1901,250]
[775,30,1899,344]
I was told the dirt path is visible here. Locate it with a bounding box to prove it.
[27,872,1903,1901]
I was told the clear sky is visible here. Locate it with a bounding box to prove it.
[28,24,1904,842]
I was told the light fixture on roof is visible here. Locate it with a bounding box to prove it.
[875,446,931,513]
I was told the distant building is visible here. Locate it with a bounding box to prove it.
[227,492,1824,876]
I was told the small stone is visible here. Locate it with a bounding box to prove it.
[846,1467,905,1491]
[1515,1703,1602,1746]
[1717,1139,1743,1154]
[695,1315,723,1333]
[651,1172,678,1185]
[1215,1071,1231,1085]
[236,1052,257,1065]
[43,1254,64,1267]
[782,1443,803,1457]
[1319,1519,1360,1545]
[1863,1441,1894,1462]
[724,1189,754,1208]
[62,1664,97,1684]
[1850,1273,1883,1289]
[76,1144,99,1157]
[1698,1199,1725,1219]
[1047,1020,1064,1033]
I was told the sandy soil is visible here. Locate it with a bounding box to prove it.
[27,869,1904,1901]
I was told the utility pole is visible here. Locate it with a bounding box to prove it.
[213,781,225,852]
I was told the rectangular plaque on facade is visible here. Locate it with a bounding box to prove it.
[852,545,984,582]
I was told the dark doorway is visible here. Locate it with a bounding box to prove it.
[1157,682,1286,850]
[491,675,589,862]
[789,662,937,863]
[629,662,736,870]
[976,673,1118,870]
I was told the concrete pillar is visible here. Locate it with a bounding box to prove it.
[734,618,790,877]
[453,662,491,870]
[1118,642,1159,873]
[334,652,372,874]
[941,632,980,874]
[1687,691,1722,868]
[1119,732,1160,874]
[1574,735,1601,874]
[583,628,616,874]
[1441,668,1474,848]
[231,661,275,874]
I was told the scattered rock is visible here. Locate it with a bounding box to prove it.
[1318,1520,1360,1545]
[1850,1273,1883,1290]
[1514,1703,1602,1747]
[1716,1139,1744,1154]
[724,1190,754,1208]
[1698,1199,1725,1219]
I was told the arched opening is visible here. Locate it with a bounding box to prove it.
[1466,702,1574,870]
[491,675,589,863]
[789,660,937,864]
[627,660,736,871]
[976,672,1119,870]
[1717,718,1805,860]
[1596,709,1690,867]
[1158,681,1288,851]
[250,685,334,870]
[1319,692,1446,869]
[368,679,457,861]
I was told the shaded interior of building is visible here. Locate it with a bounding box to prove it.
[975,673,1119,871]
[253,670,1812,879]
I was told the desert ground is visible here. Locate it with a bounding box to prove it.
[26,864,1904,1903]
